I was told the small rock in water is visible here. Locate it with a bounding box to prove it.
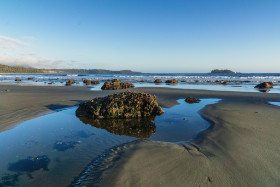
[66,79,75,86]
[254,82,274,89]
[185,97,201,104]
[101,81,134,90]
[154,79,162,83]
[111,79,121,82]
[15,78,21,81]
[165,79,178,84]
[91,81,100,85]
[83,79,91,85]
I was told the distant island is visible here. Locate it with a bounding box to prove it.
[210,69,235,73]
[0,64,140,74]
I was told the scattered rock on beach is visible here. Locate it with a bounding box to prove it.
[66,79,75,86]
[83,80,100,85]
[0,89,10,93]
[165,79,178,84]
[91,81,100,85]
[185,97,201,104]
[83,79,91,85]
[101,81,134,90]
[254,82,274,89]
[111,79,121,82]
[154,79,162,83]
[15,78,21,81]
[221,81,228,85]
[27,77,33,80]
[76,90,164,119]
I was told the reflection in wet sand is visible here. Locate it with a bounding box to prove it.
[77,117,156,138]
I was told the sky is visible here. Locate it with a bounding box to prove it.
[0,0,280,73]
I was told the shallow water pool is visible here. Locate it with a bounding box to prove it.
[269,102,280,107]
[0,99,219,186]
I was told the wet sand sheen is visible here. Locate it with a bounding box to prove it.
[99,98,280,186]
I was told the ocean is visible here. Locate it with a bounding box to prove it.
[0,73,280,93]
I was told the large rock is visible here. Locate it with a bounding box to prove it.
[76,90,164,119]
[165,79,178,84]
[254,82,274,89]
[101,81,134,90]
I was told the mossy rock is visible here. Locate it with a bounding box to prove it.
[76,90,164,119]
[185,97,201,104]
[254,82,274,89]
[66,79,75,86]
[154,79,162,83]
[101,81,134,90]
[165,79,178,84]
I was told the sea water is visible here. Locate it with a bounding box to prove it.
[269,102,280,107]
[1,73,280,93]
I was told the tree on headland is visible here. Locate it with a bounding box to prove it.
[210,69,235,73]
[0,64,45,73]
[0,64,140,74]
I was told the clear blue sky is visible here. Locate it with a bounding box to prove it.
[0,0,279,73]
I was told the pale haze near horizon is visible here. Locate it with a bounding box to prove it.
[0,0,279,73]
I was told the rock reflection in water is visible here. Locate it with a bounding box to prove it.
[77,116,156,138]
[258,89,270,93]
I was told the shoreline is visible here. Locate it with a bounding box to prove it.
[1,85,279,132]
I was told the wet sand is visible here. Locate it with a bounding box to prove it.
[100,88,280,186]
[0,85,123,132]
[1,85,280,186]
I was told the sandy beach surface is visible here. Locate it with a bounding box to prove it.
[0,85,125,132]
[1,85,280,186]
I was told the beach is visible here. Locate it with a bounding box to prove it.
[101,89,280,186]
[1,85,280,186]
